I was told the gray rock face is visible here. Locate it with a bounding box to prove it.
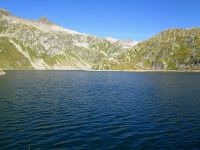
[152,62,164,69]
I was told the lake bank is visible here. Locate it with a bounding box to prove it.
[0,70,5,75]
[2,69,200,73]
[87,69,200,73]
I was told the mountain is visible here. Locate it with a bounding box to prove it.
[0,8,200,71]
[117,28,200,70]
[0,8,138,70]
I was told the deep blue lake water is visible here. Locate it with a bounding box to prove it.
[0,71,200,150]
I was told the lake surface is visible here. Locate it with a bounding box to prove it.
[0,71,200,150]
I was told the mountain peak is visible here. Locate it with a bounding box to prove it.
[105,37,119,43]
[38,16,53,25]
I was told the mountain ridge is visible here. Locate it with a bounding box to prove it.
[0,8,200,71]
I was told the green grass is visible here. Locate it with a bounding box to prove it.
[143,60,151,67]
[168,62,177,70]
[0,37,33,69]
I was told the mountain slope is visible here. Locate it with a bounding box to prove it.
[0,8,137,70]
[117,28,200,70]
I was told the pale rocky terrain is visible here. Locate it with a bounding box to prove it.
[0,70,5,75]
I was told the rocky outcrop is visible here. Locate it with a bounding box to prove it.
[152,62,164,70]
[38,17,53,25]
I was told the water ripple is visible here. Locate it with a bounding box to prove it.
[0,71,200,149]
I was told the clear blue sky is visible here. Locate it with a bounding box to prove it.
[0,0,200,41]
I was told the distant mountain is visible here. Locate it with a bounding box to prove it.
[0,8,138,70]
[0,8,200,71]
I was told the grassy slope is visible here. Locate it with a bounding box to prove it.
[0,37,33,70]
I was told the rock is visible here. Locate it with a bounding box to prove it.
[38,17,53,25]
[152,62,164,69]
[0,71,5,75]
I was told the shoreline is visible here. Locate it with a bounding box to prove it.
[87,69,200,72]
[2,69,200,73]
[0,71,6,75]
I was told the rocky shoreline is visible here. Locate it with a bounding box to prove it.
[86,69,200,72]
[1,69,200,73]
[0,71,6,75]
